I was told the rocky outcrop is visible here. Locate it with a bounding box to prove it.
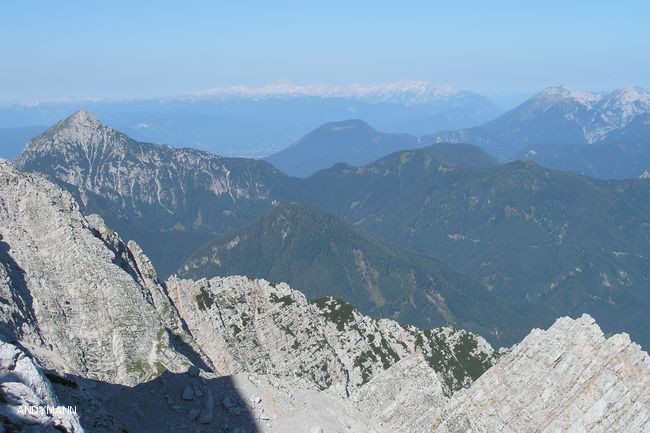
[166,275,495,397]
[43,314,650,433]
[353,355,448,433]
[0,160,189,385]
[432,314,650,432]
[0,339,84,432]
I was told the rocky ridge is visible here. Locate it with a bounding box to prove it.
[167,275,494,396]
[432,314,650,432]
[521,86,650,143]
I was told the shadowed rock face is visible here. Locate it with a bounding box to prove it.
[49,370,265,433]
[0,340,84,433]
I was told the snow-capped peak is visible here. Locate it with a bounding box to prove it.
[535,86,603,105]
[535,85,650,109]
[599,87,650,127]
[607,86,650,104]
[186,80,461,105]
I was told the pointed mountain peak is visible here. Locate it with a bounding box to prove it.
[44,109,123,142]
[40,109,113,142]
[60,109,103,129]
[15,110,128,167]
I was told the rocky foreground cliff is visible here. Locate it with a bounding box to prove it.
[1,160,649,432]
[0,160,193,386]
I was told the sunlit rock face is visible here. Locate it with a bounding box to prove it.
[166,275,494,396]
[432,314,650,433]
[0,160,190,385]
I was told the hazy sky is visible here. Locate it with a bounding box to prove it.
[1,0,649,104]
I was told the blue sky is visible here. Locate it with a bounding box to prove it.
[1,0,649,104]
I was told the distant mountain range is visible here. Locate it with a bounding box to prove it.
[264,119,422,177]
[264,85,650,180]
[429,86,650,178]
[178,202,521,342]
[191,80,470,104]
[0,81,502,159]
[9,84,649,180]
[15,111,650,348]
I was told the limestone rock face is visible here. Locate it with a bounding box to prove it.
[432,314,650,433]
[0,339,84,432]
[0,160,189,385]
[166,275,495,396]
[353,355,448,433]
